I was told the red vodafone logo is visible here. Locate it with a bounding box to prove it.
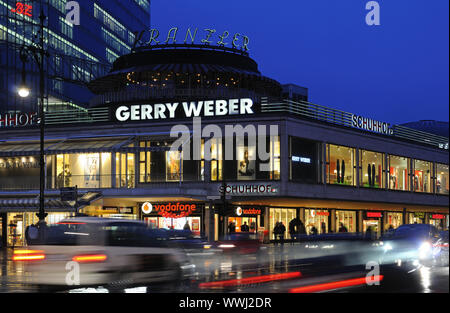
[142,202,198,218]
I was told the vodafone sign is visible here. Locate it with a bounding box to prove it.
[142,202,198,218]
[142,202,153,214]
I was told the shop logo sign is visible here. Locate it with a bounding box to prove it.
[141,202,153,214]
[132,27,250,51]
[351,114,393,135]
[219,184,278,195]
[143,202,197,218]
[236,207,243,216]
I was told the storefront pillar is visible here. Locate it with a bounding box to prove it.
[402,208,407,225]
[205,203,215,242]
[358,210,363,233]
[331,209,336,232]
[111,153,116,189]
[355,148,360,187]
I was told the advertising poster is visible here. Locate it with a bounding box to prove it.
[237,146,256,180]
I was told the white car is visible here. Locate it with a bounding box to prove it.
[14,217,195,292]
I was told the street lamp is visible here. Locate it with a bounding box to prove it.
[18,8,49,229]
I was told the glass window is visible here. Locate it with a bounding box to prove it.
[385,212,403,231]
[210,138,223,181]
[388,155,410,191]
[326,144,356,186]
[336,210,357,233]
[436,163,449,195]
[413,159,432,193]
[115,152,134,188]
[291,137,318,183]
[304,209,329,234]
[237,140,256,181]
[360,150,385,188]
[269,136,281,180]
[269,208,296,240]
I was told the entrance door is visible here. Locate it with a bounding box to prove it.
[363,219,381,238]
[227,217,257,233]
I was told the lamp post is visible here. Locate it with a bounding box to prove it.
[18,7,48,226]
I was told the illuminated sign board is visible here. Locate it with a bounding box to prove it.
[11,2,32,17]
[414,212,425,219]
[365,211,383,218]
[430,214,445,220]
[141,202,198,218]
[351,114,393,135]
[132,27,250,51]
[219,183,278,196]
[235,207,261,216]
[114,98,254,122]
[0,113,39,128]
[292,156,311,164]
[310,210,329,218]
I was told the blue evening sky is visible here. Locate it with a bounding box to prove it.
[150,0,449,124]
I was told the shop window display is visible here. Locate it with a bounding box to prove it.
[360,150,385,188]
[385,212,403,231]
[413,159,432,193]
[269,208,296,240]
[52,153,112,189]
[326,144,356,186]
[436,163,449,195]
[116,152,135,188]
[291,137,318,183]
[335,210,357,233]
[304,209,329,234]
[388,155,410,191]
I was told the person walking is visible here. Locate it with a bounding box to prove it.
[240,221,250,232]
[278,222,286,245]
[183,221,191,231]
[273,222,280,245]
[338,222,348,233]
[228,221,236,234]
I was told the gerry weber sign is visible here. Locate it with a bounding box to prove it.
[351,114,393,135]
[132,27,250,51]
[114,98,254,122]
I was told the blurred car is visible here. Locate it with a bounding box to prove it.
[214,233,263,255]
[436,230,449,266]
[13,217,195,292]
[380,224,444,268]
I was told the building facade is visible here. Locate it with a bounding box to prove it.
[0,43,448,247]
[0,0,150,113]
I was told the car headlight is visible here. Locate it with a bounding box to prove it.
[383,243,393,252]
[419,242,432,259]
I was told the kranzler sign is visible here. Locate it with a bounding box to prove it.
[114,98,254,122]
[132,27,250,51]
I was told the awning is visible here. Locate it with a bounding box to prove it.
[0,192,103,213]
[0,137,172,157]
[0,137,127,157]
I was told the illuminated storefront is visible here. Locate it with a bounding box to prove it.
[388,155,410,191]
[226,206,262,234]
[409,212,425,224]
[304,209,330,234]
[362,211,383,238]
[413,159,432,193]
[326,144,356,186]
[360,150,385,189]
[436,163,449,195]
[428,213,446,230]
[335,210,357,233]
[141,202,204,236]
[269,208,297,240]
[384,212,403,231]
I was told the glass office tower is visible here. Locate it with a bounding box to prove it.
[0,0,150,113]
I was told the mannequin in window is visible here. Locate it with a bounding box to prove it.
[341,160,346,184]
[367,164,372,186]
[238,149,254,177]
[336,159,340,183]
[372,164,376,187]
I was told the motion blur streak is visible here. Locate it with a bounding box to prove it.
[12,250,46,261]
[72,254,108,263]
[289,275,384,293]
[198,271,302,289]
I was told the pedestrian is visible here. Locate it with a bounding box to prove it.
[241,221,249,232]
[310,226,318,236]
[183,221,191,231]
[321,222,327,234]
[338,222,348,233]
[273,222,280,245]
[278,222,286,245]
[228,221,236,234]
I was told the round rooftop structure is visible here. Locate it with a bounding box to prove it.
[88,44,282,107]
